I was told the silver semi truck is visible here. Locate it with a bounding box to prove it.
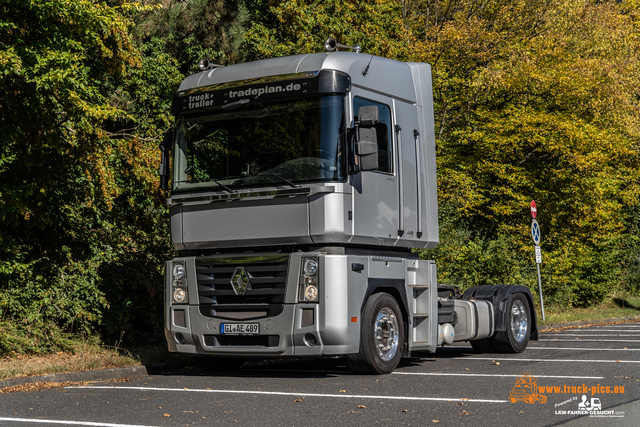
[159,41,538,374]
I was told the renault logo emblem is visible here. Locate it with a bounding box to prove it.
[231,267,251,295]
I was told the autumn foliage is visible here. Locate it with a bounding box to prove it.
[0,0,638,353]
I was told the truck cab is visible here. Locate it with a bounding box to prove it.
[161,43,538,374]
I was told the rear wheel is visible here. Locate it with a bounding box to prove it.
[347,293,404,374]
[493,293,531,353]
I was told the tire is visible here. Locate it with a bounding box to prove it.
[193,356,246,372]
[470,338,497,353]
[493,293,531,353]
[346,293,405,374]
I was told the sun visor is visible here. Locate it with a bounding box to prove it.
[173,70,351,115]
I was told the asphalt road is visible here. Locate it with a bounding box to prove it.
[1,321,639,426]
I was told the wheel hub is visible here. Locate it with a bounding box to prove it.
[511,300,528,342]
[374,307,399,361]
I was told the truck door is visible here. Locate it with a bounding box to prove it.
[350,92,399,245]
[393,100,420,242]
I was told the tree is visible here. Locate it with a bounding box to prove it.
[410,0,640,306]
[0,0,167,351]
[134,0,248,72]
[244,0,413,60]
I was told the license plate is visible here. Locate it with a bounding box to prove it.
[220,323,259,335]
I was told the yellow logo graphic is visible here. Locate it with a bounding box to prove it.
[509,372,547,404]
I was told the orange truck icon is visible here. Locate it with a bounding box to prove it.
[509,373,547,404]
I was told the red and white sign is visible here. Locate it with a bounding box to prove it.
[530,200,537,218]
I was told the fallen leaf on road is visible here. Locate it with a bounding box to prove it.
[459,410,470,415]
[402,409,407,412]
[294,398,302,402]
[164,414,171,417]
[358,405,366,409]
[0,381,89,394]
[492,360,500,365]
[432,421,440,423]
[339,390,347,393]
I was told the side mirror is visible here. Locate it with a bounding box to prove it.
[355,106,379,172]
[159,130,173,190]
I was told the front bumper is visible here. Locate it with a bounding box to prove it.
[164,253,366,357]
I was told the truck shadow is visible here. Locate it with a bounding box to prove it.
[152,346,480,379]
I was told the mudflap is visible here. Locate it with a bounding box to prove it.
[461,285,539,340]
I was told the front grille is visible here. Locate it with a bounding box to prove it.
[196,257,289,320]
[203,334,279,348]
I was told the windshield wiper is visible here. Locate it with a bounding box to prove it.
[258,173,299,188]
[210,179,234,192]
[222,98,250,110]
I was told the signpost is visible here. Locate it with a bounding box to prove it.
[531,200,545,321]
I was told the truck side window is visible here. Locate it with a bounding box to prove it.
[353,97,392,173]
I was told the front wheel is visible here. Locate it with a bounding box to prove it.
[346,293,405,374]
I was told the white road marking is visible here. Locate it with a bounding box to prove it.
[243,368,604,379]
[69,385,508,404]
[552,328,638,334]
[392,372,604,379]
[435,345,640,352]
[528,346,640,351]
[541,334,640,337]
[539,339,640,343]
[429,357,640,364]
[601,324,640,327]
[0,418,157,427]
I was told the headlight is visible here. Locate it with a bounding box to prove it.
[304,284,318,302]
[173,264,185,279]
[171,262,188,304]
[303,259,318,276]
[173,288,187,303]
[299,257,319,303]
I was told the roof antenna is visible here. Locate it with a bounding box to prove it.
[362,55,374,76]
[324,37,361,53]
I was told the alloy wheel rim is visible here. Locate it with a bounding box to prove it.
[511,300,528,342]
[374,307,399,361]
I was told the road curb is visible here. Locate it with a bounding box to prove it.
[539,315,640,332]
[0,363,181,389]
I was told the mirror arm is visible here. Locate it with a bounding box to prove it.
[159,130,174,191]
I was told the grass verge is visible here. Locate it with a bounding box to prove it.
[536,295,640,326]
[0,341,181,381]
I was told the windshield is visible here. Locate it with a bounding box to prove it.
[173,95,346,192]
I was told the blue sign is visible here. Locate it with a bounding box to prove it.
[531,219,541,245]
